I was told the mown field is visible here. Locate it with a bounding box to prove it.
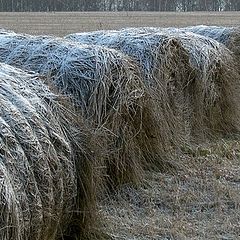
[0,11,239,36]
[0,12,239,240]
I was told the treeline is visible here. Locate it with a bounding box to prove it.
[0,0,239,12]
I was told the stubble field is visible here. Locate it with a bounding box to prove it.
[0,11,240,240]
[0,11,239,36]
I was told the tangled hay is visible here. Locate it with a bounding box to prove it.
[66,28,195,150]
[179,25,240,73]
[159,27,240,137]
[180,25,240,48]
[0,63,101,239]
[67,27,240,139]
[0,31,150,187]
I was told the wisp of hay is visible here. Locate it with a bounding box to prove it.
[140,27,240,138]
[66,28,196,155]
[0,63,99,239]
[0,31,147,187]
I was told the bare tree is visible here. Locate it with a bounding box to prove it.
[0,0,239,12]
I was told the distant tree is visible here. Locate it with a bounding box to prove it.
[0,0,238,12]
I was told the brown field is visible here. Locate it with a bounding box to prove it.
[100,140,240,239]
[0,11,240,240]
[0,11,239,36]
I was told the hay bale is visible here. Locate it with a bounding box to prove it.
[167,29,240,137]
[179,25,240,48]
[0,63,98,239]
[0,32,148,187]
[138,27,240,137]
[66,27,240,138]
[66,28,195,150]
[179,25,240,73]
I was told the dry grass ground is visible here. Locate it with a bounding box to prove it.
[99,138,240,239]
[0,11,239,36]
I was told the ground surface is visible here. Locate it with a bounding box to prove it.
[0,11,239,36]
[0,11,239,240]
[98,139,240,239]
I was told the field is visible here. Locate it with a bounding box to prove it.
[0,12,240,240]
[100,140,240,239]
[0,11,239,36]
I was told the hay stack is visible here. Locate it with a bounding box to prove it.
[179,25,240,73]
[0,63,99,239]
[141,27,240,137]
[167,28,240,137]
[180,25,240,48]
[0,32,149,187]
[66,28,195,149]
[67,27,240,138]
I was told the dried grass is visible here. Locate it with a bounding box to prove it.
[66,27,240,139]
[0,31,150,188]
[98,138,240,240]
[0,63,100,239]
[66,28,196,154]
[162,28,240,138]
[179,25,240,74]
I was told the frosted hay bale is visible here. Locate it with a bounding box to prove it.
[180,25,240,48]
[0,63,98,239]
[143,27,240,137]
[180,25,240,72]
[0,32,149,186]
[66,28,195,148]
[167,29,240,136]
[67,27,240,138]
